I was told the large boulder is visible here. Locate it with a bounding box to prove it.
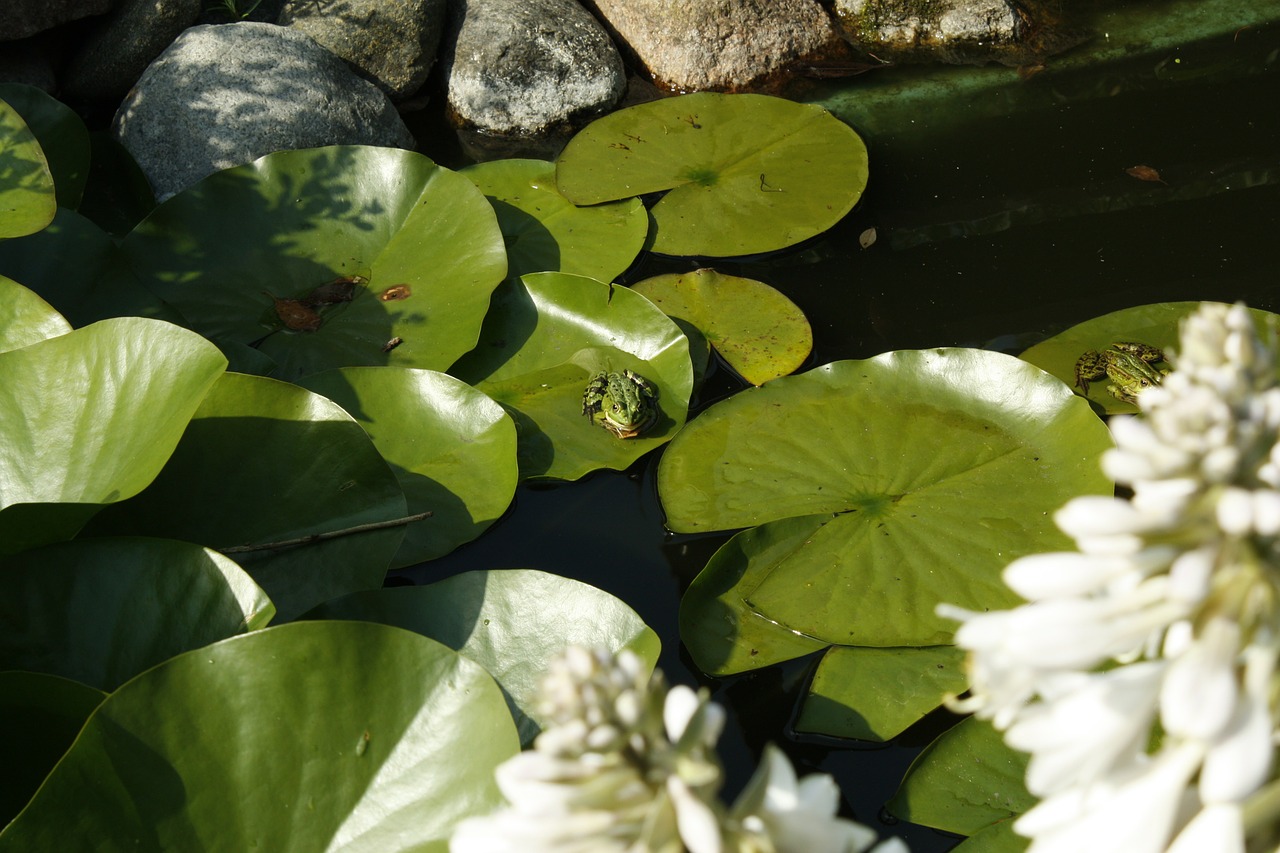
[62,0,203,102]
[834,0,1035,65]
[113,23,417,200]
[0,0,115,42]
[582,0,846,92]
[444,0,625,137]
[279,0,447,101]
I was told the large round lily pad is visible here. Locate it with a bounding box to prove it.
[460,158,647,283]
[0,621,518,852]
[0,537,274,691]
[667,351,1113,738]
[631,269,812,385]
[555,92,868,257]
[305,569,661,745]
[297,367,518,568]
[0,96,55,239]
[84,372,407,621]
[120,145,507,380]
[0,317,227,556]
[452,272,692,480]
[1020,300,1280,414]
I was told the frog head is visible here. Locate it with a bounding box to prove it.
[582,369,660,439]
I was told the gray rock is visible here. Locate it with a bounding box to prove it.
[444,0,625,137]
[62,0,203,102]
[0,0,115,41]
[280,0,446,101]
[113,23,416,200]
[583,0,845,92]
[835,0,1024,64]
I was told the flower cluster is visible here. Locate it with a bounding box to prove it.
[450,645,906,853]
[939,303,1280,852]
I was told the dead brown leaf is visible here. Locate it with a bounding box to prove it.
[1125,165,1168,185]
[264,292,322,331]
[306,275,366,307]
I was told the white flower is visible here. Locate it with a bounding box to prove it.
[938,303,1280,853]
[452,647,905,853]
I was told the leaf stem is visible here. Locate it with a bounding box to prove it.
[217,511,432,554]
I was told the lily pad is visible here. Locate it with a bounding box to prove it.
[555,92,868,257]
[0,276,71,352]
[0,672,104,828]
[667,351,1113,737]
[794,644,969,742]
[297,367,518,568]
[631,269,812,385]
[0,208,179,328]
[84,372,407,621]
[460,158,647,282]
[1020,301,1280,414]
[0,83,90,209]
[0,537,274,691]
[0,96,55,239]
[305,569,661,745]
[888,716,1034,836]
[120,145,507,380]
[0,318,227,556]
[452,272,692,480]
[0,621,518,852]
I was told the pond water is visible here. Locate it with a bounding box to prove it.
[401,5,1280,849]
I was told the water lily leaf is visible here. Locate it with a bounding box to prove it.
[0,318,227,556]
[795,645,969,742]
[666,351,1112,678]
[452,272,692,480]
[78,132,155,236]
[0,672,104,827]
[0,208,179,328]
[119,145,507,380]
[85,372,407,621]
[555,92,868,257]
[0,537,274,691]
[0,96,55,238]
[888,716,1033,836]
[0,276,71,352]
[1020,301,1280,414]
[297,367,518,568]
[460,158,647,282]
[305,569,661,745]
[951,820,1029,853]
[0,83,90,209]
[0,621,518,852]
[631,269,812,385]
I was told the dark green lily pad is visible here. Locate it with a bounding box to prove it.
[85,372,407,621]
[78,132,155,236]
[0,208,179,328]
[0,83,90,210]
[452,272,692,480]
[951,821,1029,853]
[631,269,812,385]
[1020,301,1280,414]
[0,621,518,852]
[667,351,1113,737]
[0,672,104,828]
[555,92,868,257]
[460,158,647,282]
[0,318,227,556]
[0,276,71,352]
[120,145,507,380]
[0,96,55,239]
[888,716,1033,836]
[297,367,518,568]
[0,537,274,691]
[306,569,661,745]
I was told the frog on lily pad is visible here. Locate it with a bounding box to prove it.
[582,370,661,439]
[1074,342,1170,404]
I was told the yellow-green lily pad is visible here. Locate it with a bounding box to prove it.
[631,268,811,385]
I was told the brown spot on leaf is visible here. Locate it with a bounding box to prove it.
[379,284,412,301]
[306,275,366,307]
[264,292,322,331]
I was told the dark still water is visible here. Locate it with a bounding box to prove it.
[402,5,1280,849]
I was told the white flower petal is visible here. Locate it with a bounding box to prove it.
[1199,644,1275,804]
[667,776,723,853]
[1166,803,1244,853]
[1160,617,1240,741]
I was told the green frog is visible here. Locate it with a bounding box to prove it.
[1074,342,1169,404]
[582,370,660,439]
